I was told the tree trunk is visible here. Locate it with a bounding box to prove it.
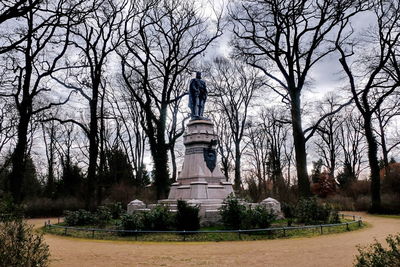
[377,116,389,167]
[234,142,241,190]
[290,90,311,197]
[87,94,99,209]
[363,115,381,212]
[9,113,30,203]
[170,145,177,182]
[148,106,170,200]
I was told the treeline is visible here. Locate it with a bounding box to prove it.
[0,0,399,212]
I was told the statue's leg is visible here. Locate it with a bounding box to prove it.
[195,96,200,117]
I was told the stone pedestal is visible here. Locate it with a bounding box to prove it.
[160,119,234,223]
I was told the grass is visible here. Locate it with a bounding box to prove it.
[42,219,364,242]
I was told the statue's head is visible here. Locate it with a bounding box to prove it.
[196,72,202,79]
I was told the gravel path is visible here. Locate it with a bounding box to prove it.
[29,212,400,267]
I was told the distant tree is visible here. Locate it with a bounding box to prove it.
[209,57,261,190]
[314,94,344,179]
[337,110,367,182]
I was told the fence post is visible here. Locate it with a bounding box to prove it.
[92,230,95,238]
[358,220,362,227]
[135,230,138,241]
[320,225,323,234]
[283,228,286,237]
[353,215,355,221]
[183,230,186,241]
[64,227,67,235]
[346,223,349,231]
[238,230,242,240]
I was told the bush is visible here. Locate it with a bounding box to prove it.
[296,198,337,225]
[0,219,50,267]
[118,213,143,235]
[246,205,276,229]
[219,195,277,229]
[354,233,400,267]
[175,200,200,231]
[106,202,125,219]
[95,206,112,227]
[219,194,247,229]
[143,205,174,230]
[64,209,96,226]
[0,195,24,220]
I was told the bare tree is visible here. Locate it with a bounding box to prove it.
[107,84,148,185]
[0,0,42,54]
[212,111,234,181]
[373,94,400,167]
[120,0,223,199]
[230,0,367,197]
[336,0,400,211]
[209,57,261,190]
[313,93,344,179]
[0,0,81,202]
[51,0,126,207]
[336,110,367,186]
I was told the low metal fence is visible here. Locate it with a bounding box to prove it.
[44,213,363,241]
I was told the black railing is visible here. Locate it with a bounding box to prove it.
[44,214,363,241]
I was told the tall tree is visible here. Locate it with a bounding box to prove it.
[51,0,126,207]
[0,0,80,202]
[336,0,400,211]
[120,0,222,199]
[230,0,367,197]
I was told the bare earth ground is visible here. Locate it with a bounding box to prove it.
[29,212,400,267]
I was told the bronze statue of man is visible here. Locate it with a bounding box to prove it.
[188,72,207,119]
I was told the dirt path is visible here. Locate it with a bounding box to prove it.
[29,212,400,267]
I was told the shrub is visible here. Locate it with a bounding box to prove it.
[64,209,96,226]
[106,202,125,219]
[143,205,174,230]
[247,205,276,229]
[354,233,400,267]
[118,213,143,235]
[282,202,295,226]
[0,219,50,267]
[219,194,247,229]
[0,195,24,221]
[95,206,112,227]
[295,198,337,225]
[175,200,200,231]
